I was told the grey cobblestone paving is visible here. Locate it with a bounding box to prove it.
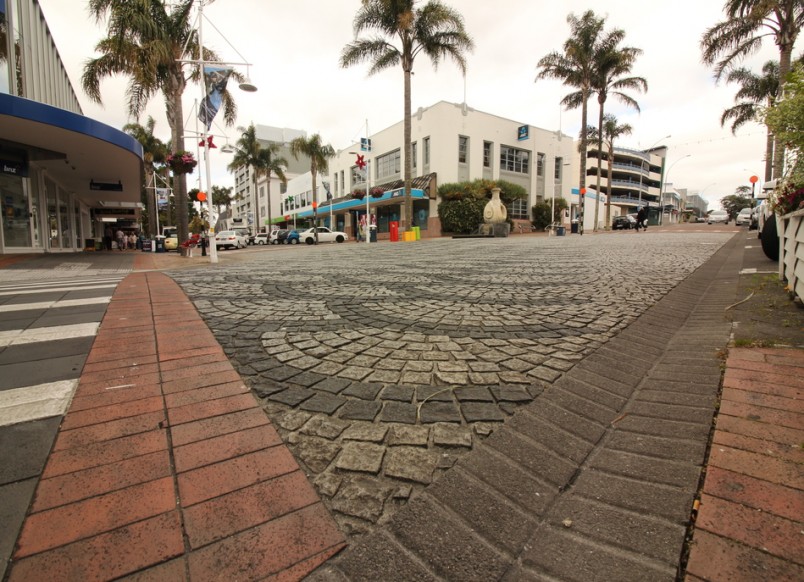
[168,233,732,546]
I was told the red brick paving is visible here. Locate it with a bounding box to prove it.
[6,272,345,581]
[685,347,804,581]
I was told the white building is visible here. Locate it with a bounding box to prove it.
[276,101,577,239]
[231,125,309,233]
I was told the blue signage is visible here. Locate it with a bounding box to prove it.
[517,125,529,141]
[360,138,372,152]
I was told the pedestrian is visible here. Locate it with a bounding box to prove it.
[129,233,137,250]
[115,228,125,250]
[104,227,113,250]
[636,207,647,232]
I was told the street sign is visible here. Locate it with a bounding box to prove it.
[517,125,529,141]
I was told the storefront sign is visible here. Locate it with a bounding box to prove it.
[1,159,28,177]
[90,180,123,191]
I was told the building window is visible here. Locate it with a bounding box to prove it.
[411,141,417,170]
[536,153,545,177]
[554,157,563,181]
[458,136,468,164]
[340,170,345,193]
[423,137,430,165]
[508,198,529,220]
[280,182,287,195]
[376,149,401,180]
[500,146,530,174]
[483,141,492,168]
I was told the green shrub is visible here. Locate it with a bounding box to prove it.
[438,197,486,233]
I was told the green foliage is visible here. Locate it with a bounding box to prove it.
[437,197,486,234]
[531,198,568,230]
[720,194,752,219]
[764,64,804,186]
[436,179,529,233]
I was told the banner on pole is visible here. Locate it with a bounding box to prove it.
[156,188,170,208]
[198,66,232,130]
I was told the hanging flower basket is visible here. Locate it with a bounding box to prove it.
[369,187,384,198]
[166,151,197,175]
[771,183,804,216]
[351,190,366,200]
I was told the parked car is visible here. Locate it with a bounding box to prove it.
[164,235,179,251]
[735,207,753,226]
[298,227,348,244]
[707,210,729,224]
[283,230,300,245]
[215,230,247,249]
[611,215,636,230]
[270,229,287,245]
[254,233,271,245]
[232,228,254,245]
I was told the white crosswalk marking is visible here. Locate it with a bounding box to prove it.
[0,272,125,426]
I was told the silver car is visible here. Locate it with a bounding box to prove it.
[707,210,729,224]
[735,207,752,226]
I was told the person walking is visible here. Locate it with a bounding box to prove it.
[115,228,125,250]
[636,207,647,232]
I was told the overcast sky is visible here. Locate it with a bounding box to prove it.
[38,0,792,208]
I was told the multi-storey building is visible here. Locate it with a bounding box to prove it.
[0,0,142,254]
[585,144,667,225]
[280,101,577,238]
[230,125,309,233]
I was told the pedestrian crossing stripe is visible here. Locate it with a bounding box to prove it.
[0,296,112,313]
[0,380,78,428]
[0,322,100,347]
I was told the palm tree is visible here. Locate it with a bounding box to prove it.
[123,116,169,237]
[229,125,289,233]
[589,42,646,230]
[721,60,783,182]
[537,10,608,235]
[290,134,335,244]
[340,0,473,231]
[586,115,634,229]
[211,185,234,216]
[701,0,804,179]
[83,0,240,245]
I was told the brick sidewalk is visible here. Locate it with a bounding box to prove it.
[6,272,344,581]
[685,347,804,582]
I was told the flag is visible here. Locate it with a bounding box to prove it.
[156,188,170,208]
[323,180,332,200]
[198,66,232,130]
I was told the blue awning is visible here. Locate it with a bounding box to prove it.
[295,188,426,218]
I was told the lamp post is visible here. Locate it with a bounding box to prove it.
[193,0,256,263]
[660,154,691,225]
[349,150,371,245]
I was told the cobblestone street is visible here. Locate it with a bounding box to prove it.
[169,233,732,539]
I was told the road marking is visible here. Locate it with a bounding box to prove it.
[0,283,119,297]
[0,296,111,313]
[0,379,78,427]
[0,322,100,347]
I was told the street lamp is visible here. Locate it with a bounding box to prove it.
[660,154,691,225]
[349,151,371,245]
[193,0,256,263]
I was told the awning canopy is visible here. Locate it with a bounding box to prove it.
[294,188,427,219]
[0,93,143,207]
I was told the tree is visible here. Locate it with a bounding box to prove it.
[721,61,783,182]
[83,0,240,245]
[211,185,234,215]
[537,11,609,235]
[701,1,804,179]
[123,116,169,237]
[228,124,288,234]
[764,64,804,186]
[341,0,473,231]
[720,193,753,218]
[290,134,335,244]
[585,115,634,229]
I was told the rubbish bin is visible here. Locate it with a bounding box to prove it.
[570,221,578,234]
[155,236,166,253]
[369,225,377,243]
[556,226,566,236]
[412,226,421,240]
[389,221,399,242]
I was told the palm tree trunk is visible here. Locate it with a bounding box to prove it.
[594,101,604,231]
[764,129,774,183]
[312,170,318,244]
[165,85,188,243]
[606,142,614,228]
[145,167,157,237]
[772,44,793,179]
[403,66,413,231]
[266,173,273,230]
[578,90,589,235]
[253,170,260,234]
